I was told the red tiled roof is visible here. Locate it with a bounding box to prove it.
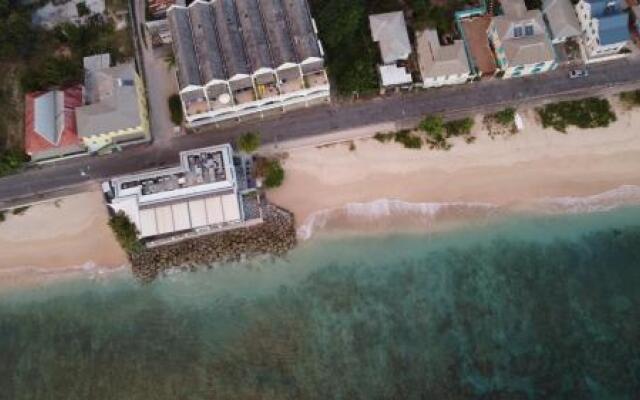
[148,0,176,16]
[24,85,84,157]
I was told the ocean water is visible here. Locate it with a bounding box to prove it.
[2,207,640,399]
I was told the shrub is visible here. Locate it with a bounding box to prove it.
[76,2,91,17]
[492,108,516,126]
[537,98,616,133]
[484,108,517,137]
[373,132,394,143]
[0,210,5,223]
[12,206,30,215]
[419,115,444,137]
[444,118,474,137]
[168,94,183,125]
[619,90,640,108]
[236,132,261,153]
[109,211,142,254]
[263,159,285,188]
[394,130,422,149]
[0,149,27,177]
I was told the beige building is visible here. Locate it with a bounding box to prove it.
[75,54,149,152]
[416,29,472,88]
[488,0,556,78]
[369,11,413,88]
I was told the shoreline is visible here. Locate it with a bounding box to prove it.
[0,188,128,291]
[269,101,640,238]
[2,100,640,287]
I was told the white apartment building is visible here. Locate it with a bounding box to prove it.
[167,0,330,127]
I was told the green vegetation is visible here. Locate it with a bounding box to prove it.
[109,211,142,254]
[537,98,616,133]
[0,210,5,223]
[411,0,479,32]
[619,90,640,108]
[524,0,542,9]
[308,0,480,94]
[236,132,261,154]
[419,115,449,149]
[0,1,133,171]
[308,0,380,95]
[168,94,183,125]
[418,115,475,150]
[12,205,30,215]
[76,2,91,17]
[394,130,423,149]
[373,130,422,149]
[0,149,26,177]
[444,117,474,137]
[484,107,517,137]
[373,132,395,143]
[263,159,285,189]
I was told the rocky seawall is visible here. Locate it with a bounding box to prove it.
[130,204,297,282]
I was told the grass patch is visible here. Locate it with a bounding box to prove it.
[109,211,142,254]
[394,130,423,149]
[619,90,640,109]
[484,108,517,137]
[373,130,423,149]
[168,94,183,126]
[419,115,475,150]
[374,132,395,143]
[12,205,30,215]
[537,98,616,133]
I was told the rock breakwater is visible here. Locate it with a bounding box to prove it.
[130,204,296,282]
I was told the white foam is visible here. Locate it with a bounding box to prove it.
[298,186,640,240]
[537,185,640,214]
[298,199,495,240]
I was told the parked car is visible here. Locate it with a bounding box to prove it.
[569,69,589,79]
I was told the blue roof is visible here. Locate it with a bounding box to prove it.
[599,13,630,45]
[584,0,624,17]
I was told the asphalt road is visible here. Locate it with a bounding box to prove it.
[1,58,639,205]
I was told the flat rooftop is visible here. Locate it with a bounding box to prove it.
[111,144,235,205]
[460,16,497,76]
[108,144,243,239]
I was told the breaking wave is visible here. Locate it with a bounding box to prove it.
[535,185,640,214]
[298,199,497,240]
[298,186,640,240]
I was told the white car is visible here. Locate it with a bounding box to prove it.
[569,69,589,79]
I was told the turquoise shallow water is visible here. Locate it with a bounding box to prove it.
[2,208,640,399]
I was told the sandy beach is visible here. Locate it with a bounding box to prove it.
[0,188,128,290]
[268,101,640,237]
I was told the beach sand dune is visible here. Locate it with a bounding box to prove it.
[268,104,640,236]
[0,188,128,289]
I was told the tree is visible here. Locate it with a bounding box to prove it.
[264,160,284,188]
[258,159,284,188]
[168,94,183,125]
[76,2,91,17]
[237,132,261,153]
[109,211,142,254]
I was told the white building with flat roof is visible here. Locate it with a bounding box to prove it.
[105,144,246,240]
[167,0,330,127]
